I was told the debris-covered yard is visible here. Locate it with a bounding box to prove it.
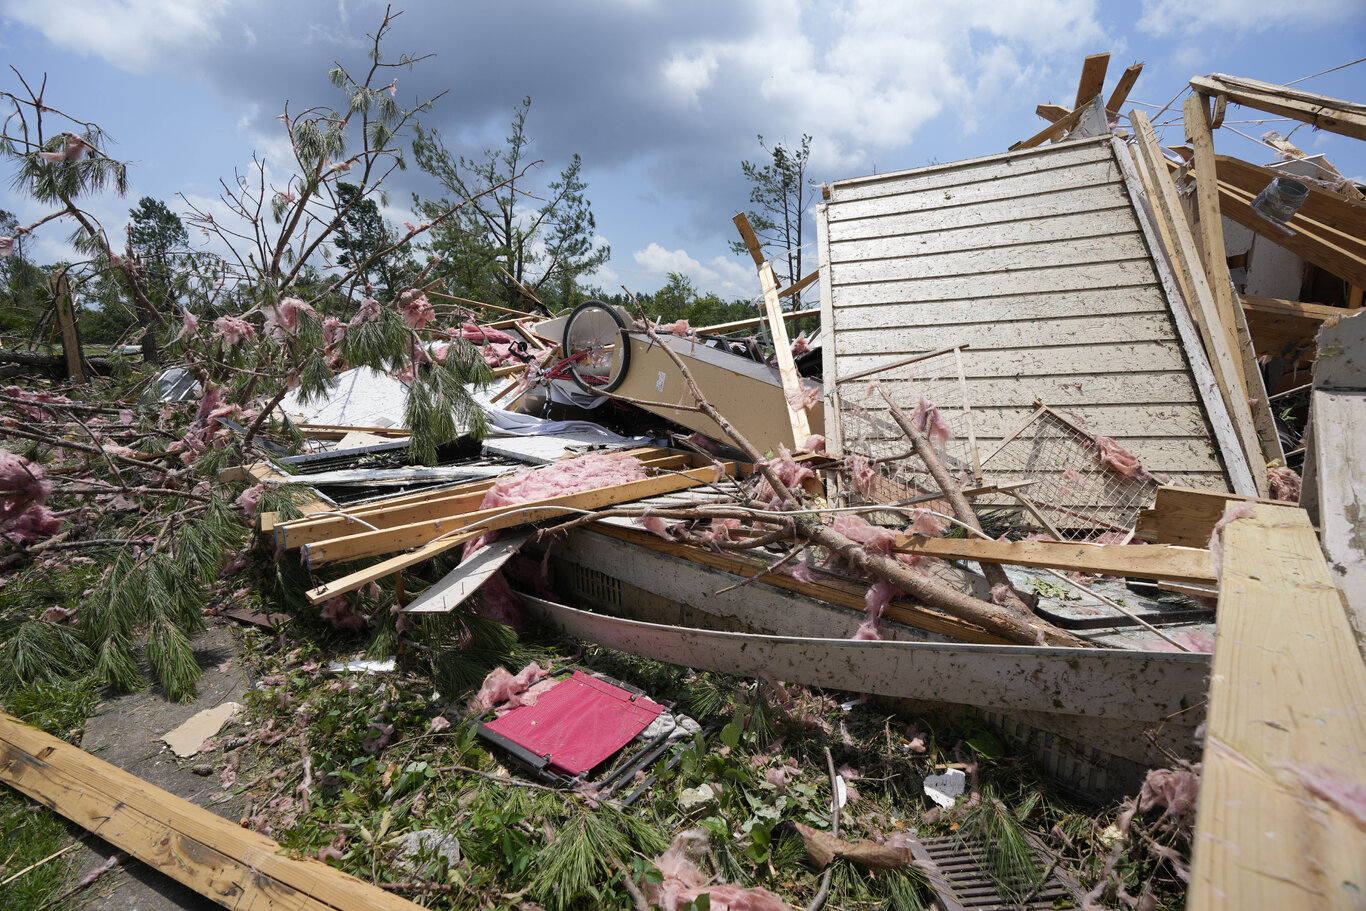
[3,22,1364,911]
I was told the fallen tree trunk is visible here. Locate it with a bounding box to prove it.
[0,347,116,378]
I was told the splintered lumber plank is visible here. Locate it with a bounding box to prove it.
[1105,62,1143,116]
[760,261,812,449]
[1009,103,1086,151]
[1213,179,1366,291]
[303,462,734,570]
[1241,295,1344,359]
[0,712,423,911]
[51,271,85,383]
[1213,156,1366,255]
[1189,74,1366,142]
[1188,504,1366,910]
[1073,53,1110,110]
[523,594,1210,724]
[1134,485,1285,547]
[1130,111,1269,496]
[732,212,765,267]
[890,535,1215,585]
[1035,103,1070,122]
[1184,93,1248,396]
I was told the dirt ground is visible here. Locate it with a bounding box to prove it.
[65,623,250,911]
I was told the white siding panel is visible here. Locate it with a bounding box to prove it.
[833,286,1170,330]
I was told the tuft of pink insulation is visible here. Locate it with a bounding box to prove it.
[397,290,434,330]
[637,514,674,540]
[784,385,820,412]
[1137,765,1201,827]
[0,449,59,544]
[910,395,952,449]
[477,452,646,513]
[790,331,812,357]
[800,434,826,453]
[319,596,368,631]
[460,322,514,344]
[1267,465,1301,503]
[644,828,793,911]
[843,455,878,499]
[752,445,815,509]
[468,662,552,714]
[1208,501,1257,577]
[1091,436,1165,483]
[854,579,898,641]
[905,508,947,537]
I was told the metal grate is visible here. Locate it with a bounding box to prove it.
[835,347,980,507]
[908,835,1080,910]
[977,405,1159,540]
[566,563,624,609]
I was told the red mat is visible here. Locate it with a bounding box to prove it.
[483,671,664,775]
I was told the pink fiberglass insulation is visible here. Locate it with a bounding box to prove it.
[476,451,646,512]
[1208,501,1257,577]
[0,449,60,543]
[790,331,812,357]
[468,662,553,715]
[656,319,694,337]
[637,514,674,540]
[784,385,820,412]
[855,579,898,640]
[480,342,515,367]
[844,455,878,499]
[910,394,952,449]
[1267,465,1301,503]
[752,445,815,509]
[801,434,826,453]
[460,322,514,345]
[1091,435,1166,483]
[905,508,947,537]
[1137,765,1201,828]
[644,828,793,911]
[1148,630,1216,653]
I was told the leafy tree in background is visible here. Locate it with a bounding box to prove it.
[412,97,609,313]
[730,134,816,306]
[126,197,188,305]
[333,182,417,300]
[0,208,49,338]
[639,272,751,328]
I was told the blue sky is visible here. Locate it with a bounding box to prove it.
[2,0,1364,303]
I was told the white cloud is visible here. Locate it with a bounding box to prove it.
[1137,0,1360,34]
[632,242,756,299]
[0,0,230,73]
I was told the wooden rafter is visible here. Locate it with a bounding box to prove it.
[1074,53,1110,110]
[1106,63,1144,116]
[1190,73,1366,142]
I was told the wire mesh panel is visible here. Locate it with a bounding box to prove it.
[977,407,1160,540]
[835,348,979,506]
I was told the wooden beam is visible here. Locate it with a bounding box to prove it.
[402,531,531,613]
[694,306,820,335]
[1185,93,1249,396]
[1214,155,1366,254]
[302,463,734,566]
[1035,103,1070,123]
[1187,504,1366,909]
[778,268,820,301]
[1134,484,1290,547]
[0,713,424,911]
[1189,73,1366,142]
[1130,111,1270,495]
[732,212,765,268]
[1105,62,1143,116]
[759,261,811,448]
[1073,53,1110,110]
[1010,103,1086,151]
[890,535,1216,585]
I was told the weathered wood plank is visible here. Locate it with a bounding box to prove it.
[1188,504,1366,910]
[829,138,1111,202]
[832,285,1170,330]
[828,207,1140,263]
[1106,62,1144,116]
[1074,52,1110,109]
[0,713,424,911]
[402,532,531,613]
[1214,155,1366,253]
[891,536,1215,584]
[760,261,811,448]
[1134,485,1285,546]
[522,595,1210,724]
[826,181,1130,241]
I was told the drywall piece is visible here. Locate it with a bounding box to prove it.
[0,712,426,911]
[1188,504,1366,910]
[162,702,241,758]
[923,769,966,808]
[279,366,408,428]
[817,135,1239,496]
